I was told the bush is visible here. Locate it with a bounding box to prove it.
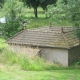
[0,0,27,38]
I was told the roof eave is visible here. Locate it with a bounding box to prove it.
[7,42,69,49]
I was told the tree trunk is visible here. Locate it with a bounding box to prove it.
[34,7,38,18]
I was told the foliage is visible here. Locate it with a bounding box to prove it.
[1,0,26,38]
[47,0,80,37]
[0,0,5,3]
[0,0,5,8]
[74,57,80,65]
[22,0,57,18]
[40,0,57,10]
[22,0,40,18]
[0,38,8,49]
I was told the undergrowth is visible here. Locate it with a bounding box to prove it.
[0,49,80,71]
[0,49,62,71]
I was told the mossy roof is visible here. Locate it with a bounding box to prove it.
[6,26,80,49]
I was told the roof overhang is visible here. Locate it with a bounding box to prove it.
[7,42,69,49]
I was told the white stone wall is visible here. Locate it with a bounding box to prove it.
[8,44,40,58]
[39,48,68,66]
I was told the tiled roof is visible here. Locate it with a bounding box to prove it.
[6,26,80,49]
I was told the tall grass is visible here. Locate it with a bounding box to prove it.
[0,48,80,71]
[0,49,62,71]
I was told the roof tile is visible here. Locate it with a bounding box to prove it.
[6,26,80,49]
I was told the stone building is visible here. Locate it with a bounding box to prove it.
[6,26,80,66]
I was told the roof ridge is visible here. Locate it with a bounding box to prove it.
[61,32,70,49]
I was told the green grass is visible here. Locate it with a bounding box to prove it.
[26,7,44,13]
[0,38,8,49]
[0,68,80,80]
[25,13,46,18]
[0,49,64,71]
[24,7,46,18]
[0,37,80,80]
[27,18,72,29]
[23,7,72,28]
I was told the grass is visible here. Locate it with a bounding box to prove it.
[0,48,64,71]
[23,7,72,28]
[0,66,80,80]
[0,61,80,80]
[0,36,80,80]
[24,7,46,18]
[27,18,72,29]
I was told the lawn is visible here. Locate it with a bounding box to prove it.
[0,38,8,49]
[24,8,72,28]
[27,18,72,29]
[0,66,80,80]
[24,7,46,18]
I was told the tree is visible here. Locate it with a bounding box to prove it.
[0,0,5,4]
[40,0,57,10]
[47,0,80,38]
[22,0,57,18]
[0,0,5,8]
[1,0,26,37]
[22,0,39,18]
